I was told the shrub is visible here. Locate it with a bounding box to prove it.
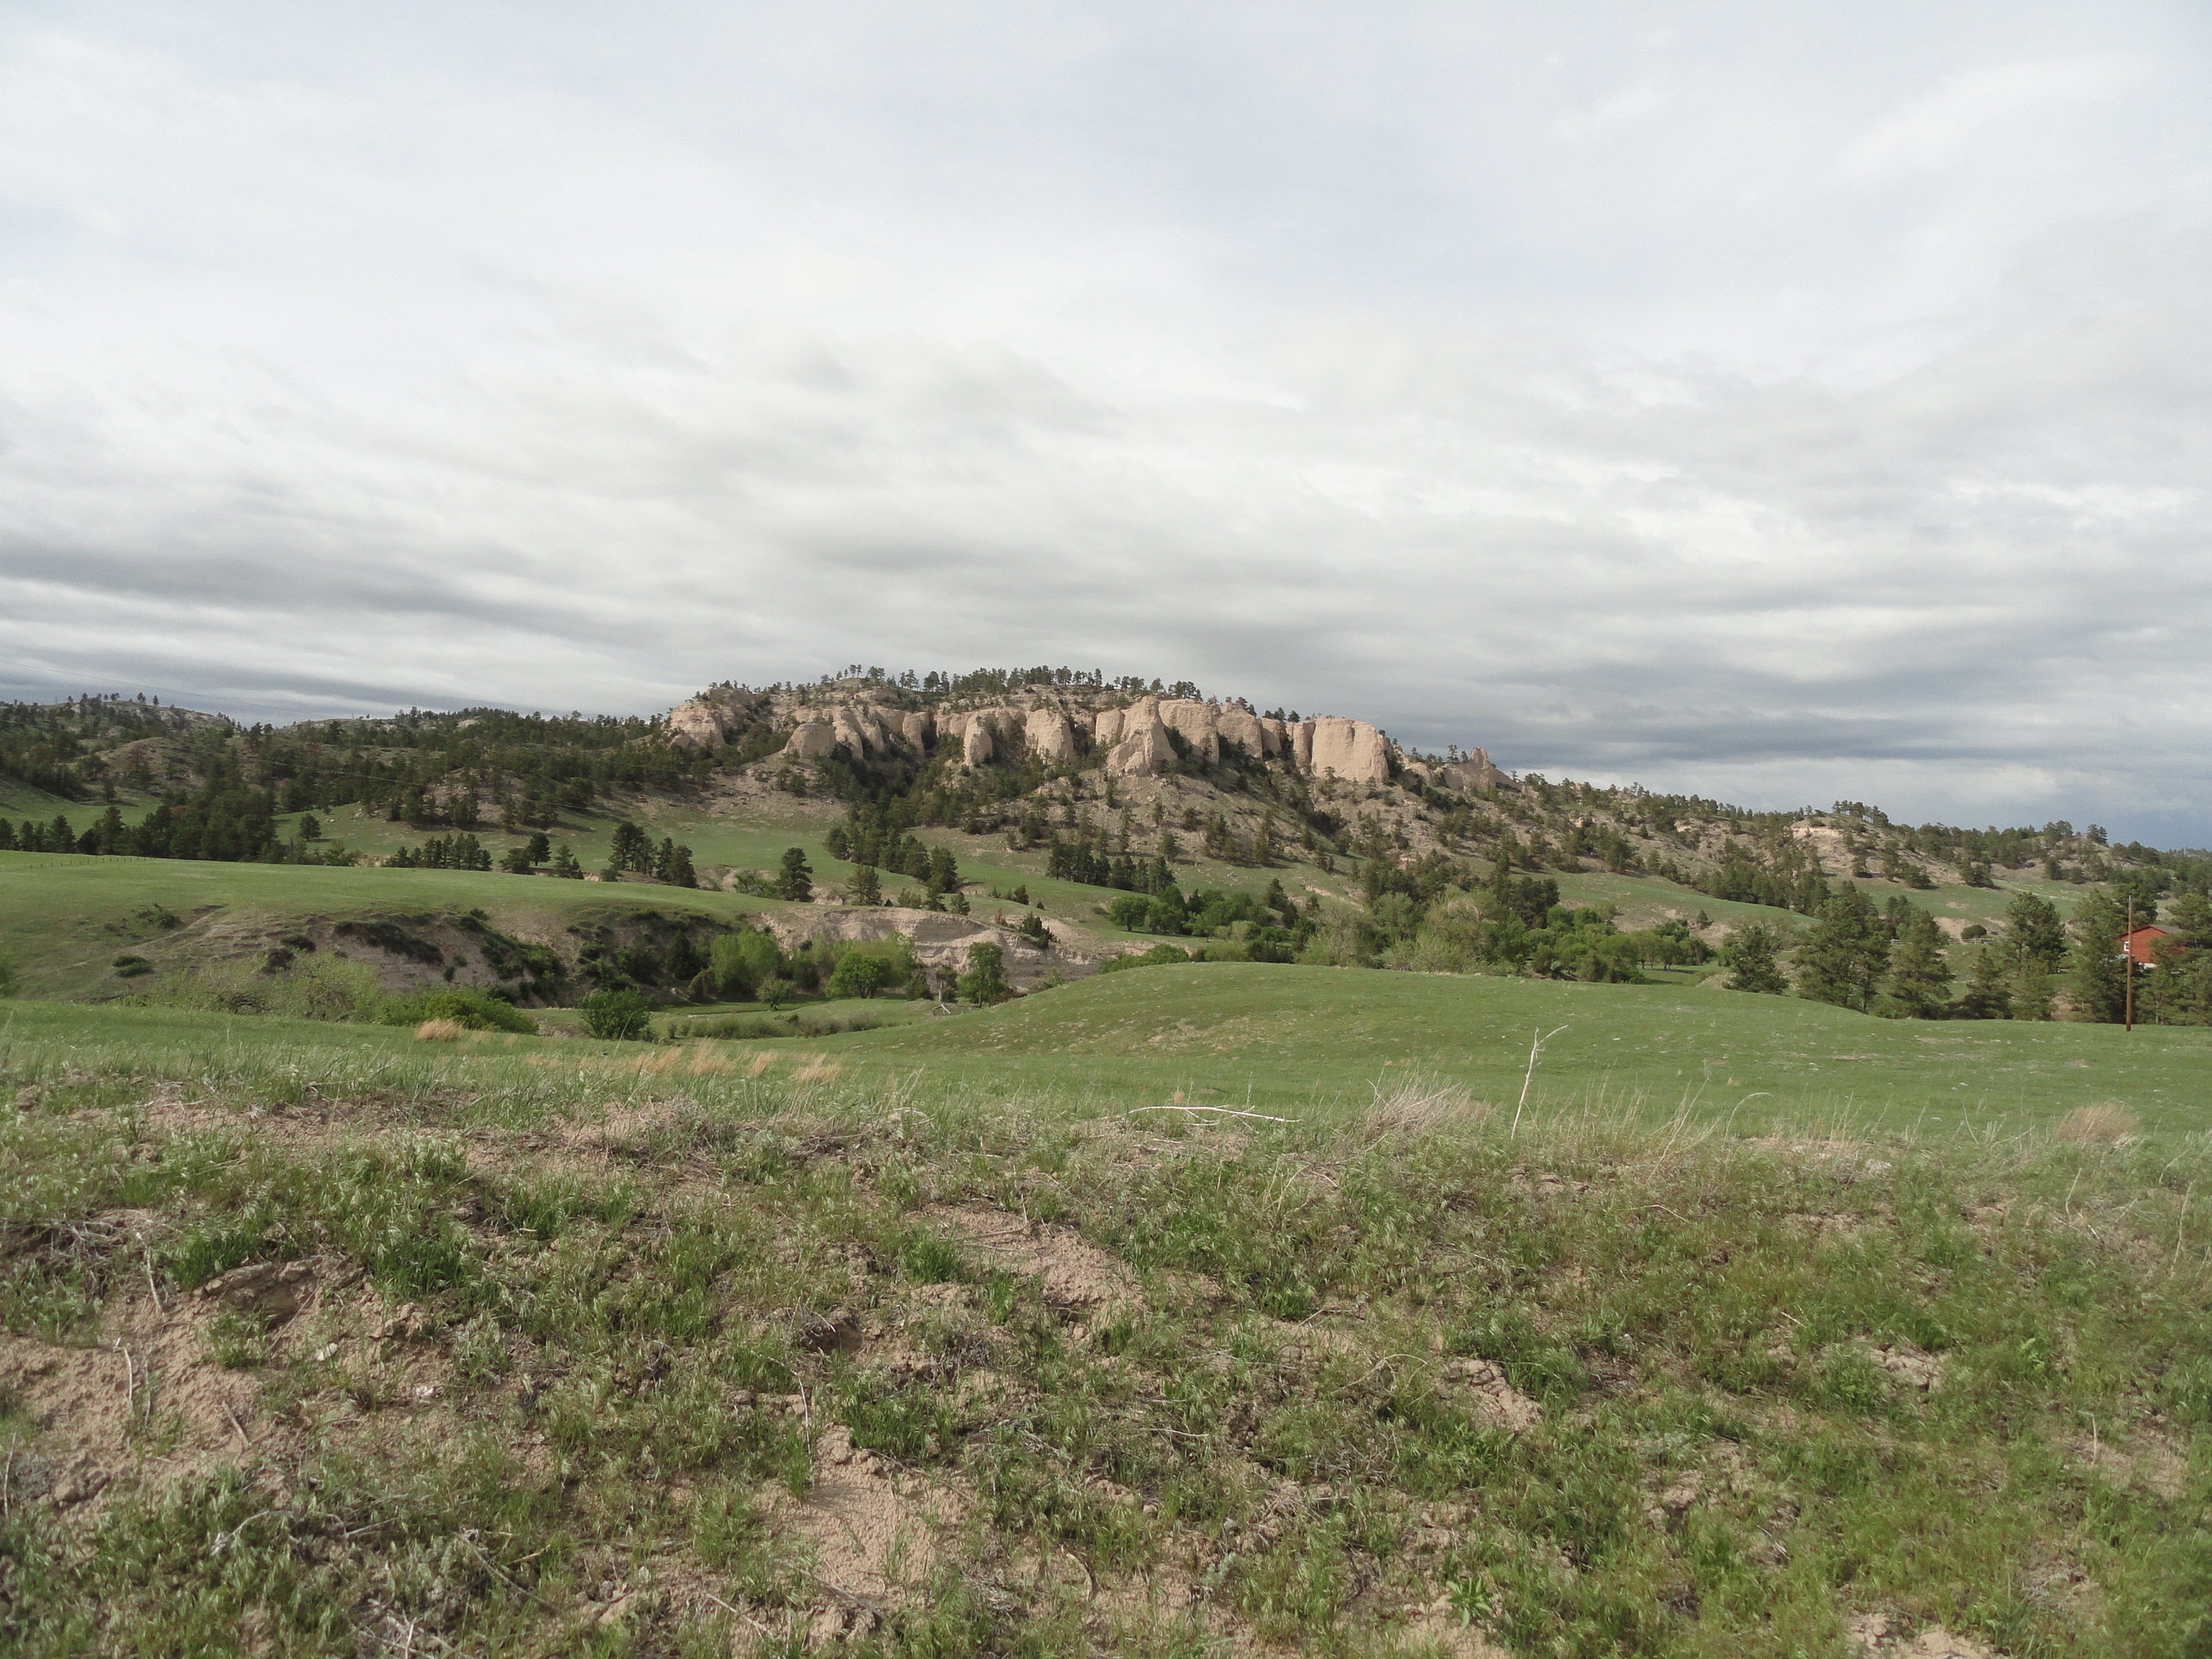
[707,929,781,999]
[1098,944,1196,975]
[579,987,654,1040]
[825,952,890,1000]
[414,1019,466,1042]
[111,955,153,978]
[375,986,539,1034]
[958,942,1010,1004]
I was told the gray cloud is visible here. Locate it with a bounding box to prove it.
[2,2,2209,836]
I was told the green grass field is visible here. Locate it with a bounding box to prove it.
[2,986,2208,1657]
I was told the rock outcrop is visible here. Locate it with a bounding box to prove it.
[1024,707,1076,766]
[672,676,1516,800]
[665,688,758,749]
[1306,717,1390,783]
[1103,697,1173,777]
[783,720,836,760]
[1217,705,1269,759]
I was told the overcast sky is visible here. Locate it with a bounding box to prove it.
[3,3,2209,840]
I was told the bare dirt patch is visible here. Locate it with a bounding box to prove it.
[923,1205,1144,1313]
[1847,1612,2000,1656]
[772,1422,969,1640]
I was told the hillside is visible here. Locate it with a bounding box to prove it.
[4,674,2211,1655]
[3,671,2204,1031]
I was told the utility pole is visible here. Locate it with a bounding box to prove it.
[2124,897,2135,1033]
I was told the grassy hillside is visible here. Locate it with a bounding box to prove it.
[0,849,798,1002]
[1,996,2206,1656]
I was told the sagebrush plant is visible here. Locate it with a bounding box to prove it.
[0,1006,2207,1657]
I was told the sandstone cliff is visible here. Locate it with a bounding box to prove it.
[676,675,1514,801]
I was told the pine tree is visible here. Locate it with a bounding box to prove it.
[609,820,652,873]
[777,847,814,902]
[1878,906,1953,1018]
[848,864,882,905]
[2066,890,2132,1023]
[1795,885,1888,1010]
[666,843,697,888]
[1720,923,1790,995]
[550,843,584,879]
[926,846,959,896]
[1955,944,2013,1020]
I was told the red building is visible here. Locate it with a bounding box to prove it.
[2122,923,2176,966]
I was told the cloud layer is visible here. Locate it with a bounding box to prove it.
[3,2,2209,837]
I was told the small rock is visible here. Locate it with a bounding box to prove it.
[199,1260,314,1323]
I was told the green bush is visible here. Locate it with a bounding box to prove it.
[373,986,538,1033]
[1098,943,1196,975]
[824,952,889,999]
[706,928,781,998]
[579,987,654,1040]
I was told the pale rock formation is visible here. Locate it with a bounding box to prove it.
[665,697,731,749]
[1157,699,1220,763]
[664,688,758,749]
[1093,707,1126,748]
[1436,749,1511,793]
[784,720,836,760]
[1290,720,1316,770]
[1023,707,1076,765]
[1307,717,1390,783]
[1216,705,1267,759]
[961,716,995,766]
[1105,697,1173,777]
[898,711,933,749]
[1258,717,1285,757]
[831,706,880,756]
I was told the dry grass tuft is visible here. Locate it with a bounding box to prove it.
[1365,1072,1492,1135]
[2058,1103,2140,1144]
[412,1019,465,1043]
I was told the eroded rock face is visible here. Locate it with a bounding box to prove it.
[961,717,995,766]
[898,711,933,749]
[1290,719,1316,770]
[1307,717,1390,783]
[830,707,880,756]
[784,720,836,760]
[665,698,731,749]
[1217,705,1267,759]
[1105,697,1173,777]
[1023,707,1076,765]
[1094,707,1126,748]
[1437,748,1510,792]
[1158,700,1220,763]
[664,688,760,748]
